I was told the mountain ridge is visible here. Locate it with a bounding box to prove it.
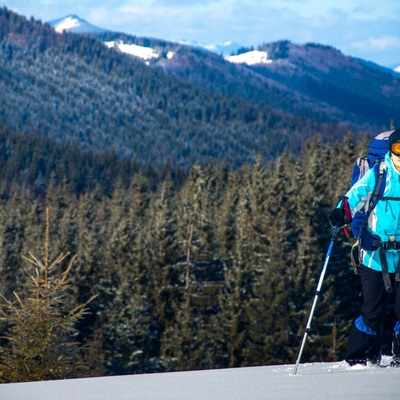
[47,14,400,130]
[1,7,361,173]
[49,14,400,72]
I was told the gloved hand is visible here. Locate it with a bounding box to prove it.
[329,208,345,227]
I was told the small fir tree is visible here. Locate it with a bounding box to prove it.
[0,208,97,382]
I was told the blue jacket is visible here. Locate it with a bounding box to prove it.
[344,152,400,273]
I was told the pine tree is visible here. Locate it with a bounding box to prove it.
[249,154,302,365]
[291,141,349,362]
[0,209,97,382]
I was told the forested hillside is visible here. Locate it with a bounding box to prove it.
[1,8,362,172]
[1,123,386,378]
[254,41,400,127]
[93,34,400,131]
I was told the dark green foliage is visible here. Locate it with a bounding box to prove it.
[0,120,371,379]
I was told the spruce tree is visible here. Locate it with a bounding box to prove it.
[0,209,96,382]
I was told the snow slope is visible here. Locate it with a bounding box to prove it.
[225,50,272,65]
[104,41,161,63]
[0,358,399,400]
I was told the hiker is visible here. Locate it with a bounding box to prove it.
[329,128,400,367]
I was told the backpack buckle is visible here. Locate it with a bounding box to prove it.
[381,237,400,250]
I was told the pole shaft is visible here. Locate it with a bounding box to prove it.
[293,226,338,375]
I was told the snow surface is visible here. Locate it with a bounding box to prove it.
[54,16,81,33]
[225,50,272,65]
[105,41,160,63]
[1,357,399,400]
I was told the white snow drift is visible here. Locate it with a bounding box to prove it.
[1,358,399,400]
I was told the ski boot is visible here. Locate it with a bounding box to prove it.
[391,323,400,367]
[346,358,367,367]
[391,356,400,367]
[345,316,382,367]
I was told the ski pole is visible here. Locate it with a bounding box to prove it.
[293,224,340,375]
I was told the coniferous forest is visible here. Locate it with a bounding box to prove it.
[0,7,399,383]
[1,124,390,381]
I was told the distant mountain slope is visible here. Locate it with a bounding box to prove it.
[355,57,400,78]
[90,32,400,130]
[0,7,356,171]
[47,14,400,130]
[155,40,400,128]
[251,41,400,127]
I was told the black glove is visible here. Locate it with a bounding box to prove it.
[329,208,345,227]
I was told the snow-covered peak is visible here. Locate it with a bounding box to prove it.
[53,15,81,33]
[105,41,162,64]
[49,15,108,34]
[225,50,272,66]
[395,65,400,74]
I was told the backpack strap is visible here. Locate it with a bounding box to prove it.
[351,156,369,186]
[366,162,390,292]
[350,162,386,274]
[364,161,400,293]
[379,247,394,293]
[357,161,386,237]
[368,161,386,212]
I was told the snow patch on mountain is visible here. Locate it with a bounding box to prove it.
[53,15,80,33]
[225,50,272,66]
[104,41,163,64]
[395,65,400,74]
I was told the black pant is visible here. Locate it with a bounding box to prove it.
[359,265,400,329]
[345,265,400,361]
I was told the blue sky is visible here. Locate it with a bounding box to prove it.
[3,0,400,68]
